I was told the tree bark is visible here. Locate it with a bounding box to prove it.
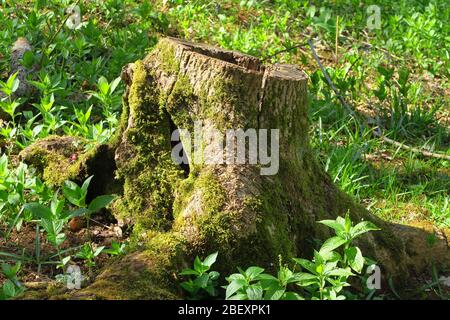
[22,37,449,299]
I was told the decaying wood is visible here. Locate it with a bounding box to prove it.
[20,37,449,300]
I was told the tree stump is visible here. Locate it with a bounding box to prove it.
[22,38,449,299]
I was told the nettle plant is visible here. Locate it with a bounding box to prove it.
[179,214,380,300]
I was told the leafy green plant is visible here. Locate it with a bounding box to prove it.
[0,158,51,236]
[179,252,220,299]
[181,214,380,300]
[103,240,127,256]
[24,194,74,270]
[317,213,380,272]
[290,213,379,300]
[62,176,116,238]
[1,172,114,275]
[0,73,22,125]
[0,262,24,300]
[75,242,104,276]
[224,264,303,300]
[87,76,122,111]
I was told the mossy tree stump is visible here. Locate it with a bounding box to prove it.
[22,38,449,299]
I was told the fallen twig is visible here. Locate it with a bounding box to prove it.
[260,43,307,62]
[307,39,358,119]
[375,131,450,161]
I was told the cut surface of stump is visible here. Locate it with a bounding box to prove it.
[21,37,449,299]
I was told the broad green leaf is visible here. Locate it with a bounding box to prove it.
[345,246,364,273]
[327,268,354,277]
[351,221,380,238]
[314,250,324,266]
[245,266,264,279]
[1,262,20,279]
[48,233,66,247]
[88,194,116,212]
[109,77,121,94]
[319,236,347,254]
[202,251,218,268]
[2,280,16,298]
[226,273,246,281]
[97,77,109,95]
[293,258,316,274]
[194,273,209,288]
[61,207,89,220]
[61,256,71,266]
[336,216,346,226]
[246,284,263,300]
[0,154,8,176]
[50,196,65,217]
[320,250,342,262]
[24,202,52,220]
[267,288,285,300]
[324,261,339,273]
[209,271,220,280]
[5,73,19,95]
[179,268,199,276]
[228,293,248,300]
[81,176,93,196]
[180,281,196,294]
[318,219,345,234]
[257,274,279,290]
[8,192,21,206]
[40,219,65,247]
[193,256,207,274]
[63,180,82,206]
[283,292,304,300]
[315,264,324,275]
[294,272,318,287]
[225,278,246,299]
[94,246,105,257]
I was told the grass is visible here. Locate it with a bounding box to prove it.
[0,0,448,297]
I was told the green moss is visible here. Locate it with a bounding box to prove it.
[78,231,187,300]
[197,171,227,215]
[165,75,195,130]
[21,138,120,211]
[20,135,84,186]
[173,169,225,220]
[153,39,180,75]
[109,93,130,149]
[114,59,184,231]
